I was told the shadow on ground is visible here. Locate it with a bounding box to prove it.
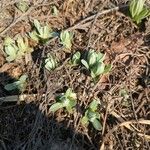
[0,102,87,150]
[0,73,93,150]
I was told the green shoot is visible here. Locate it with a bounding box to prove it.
[81,99,102,131]
[17,36,33,57]
[81,49,111,79]
[60,30,73,51]
[50,88,77,113]
[4,37,18,62]
[71,51,81,65]
[4,36,33,62]
[29,19,54,43]
[45,53,57,71]
[4,74,28,91]
[129,0,150,24]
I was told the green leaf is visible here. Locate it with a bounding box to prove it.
[45,54,57,71]
[60,31,73,49]
[63,97,70,107]
[53,88,77,113]
[130,0,145,17]
[71,51,81,65]
[49,102,64,112]
[33,19,54,43]
[103,64,112,74]
[129,0,149,24]
[29,31,39,42]
[135,8,150,24]
[69,98,77,108]
[137,0,146,15]
[91,119,102,131]
[89,99,99,111]
[66,105,74,113]
[88,51,97,66]
[81,116,89,125]
[129,0,136,17]
[4,37,15,46]
[91,62,105,77]
[81,59,89,69]
[5,45,18,62]
[65,88,76,99]
[4,81,19,91]
[87,111,99,122]
[4,74,27,91]
[19,75,28,83]
[34,19,41,32]
[16,0,29,12]
[97,52,105,62]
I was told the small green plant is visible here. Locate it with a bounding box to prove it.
[4,74,28,91]
[29,19,54,43]
[60,30,73,50]
[45,53,57,71]
[81,49,111,79]
[71,51,81,65]
[16,36,33,56]
[4,36,33,62]
[49,88,77,113]
[4,37,18,62]
[15,0,29,12]
[129,0,150,24]
[81,99,102,131]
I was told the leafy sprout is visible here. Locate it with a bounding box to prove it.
[4,37,18,62]
[4,36,33,62]
[45,53,58,71]
[60,30,73,51]
[81,49,112,79]
[129,0,150,24]
[4,74,28,92]
[29,19,54,43]
[71,51,81,65]
[81,99,102,131]
[49,88,77,113]
[17,36,33,56]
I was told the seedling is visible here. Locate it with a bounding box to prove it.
[17,36,33,56]
[4,37,18,62]
[4,36,33,62]
[45,53,57,71]
[81,99,102,131]
[15,0,29,12]
[60,30,73,50]
[4,74,28,92]
[81,49,111,79]
[129,0,150,24]
[71,51,81,65]
[29,19,54,43]
[49,88,77,113]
